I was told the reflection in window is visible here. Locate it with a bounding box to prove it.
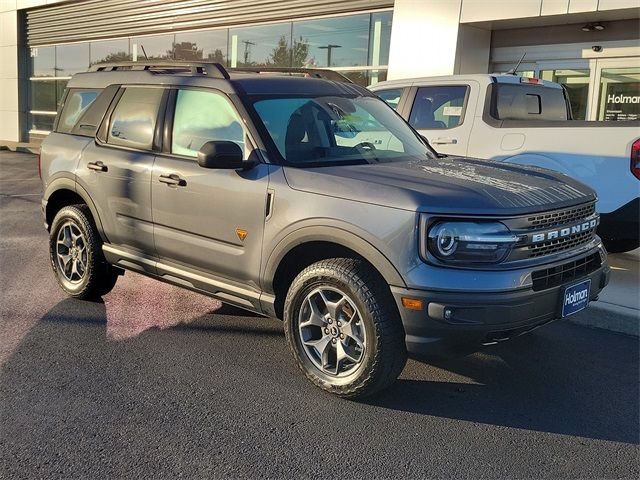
[108,88,163,150]
[91,39,130,65]
[293,15,369,68]
[174,29,228,64]
[171,89,245,157]
[31,81,57,111]
[129,35,174,61]
[229,23,291,67]
[58,89,100,133]
[31,113,55,132]
[540,69,590,120]
[341,70,388,87]
[55,43,90,76]
[376,88,404,110]
[598,67,640,121]
[31,46,55,77]
[410,86,468,129]
[369,12,392,67]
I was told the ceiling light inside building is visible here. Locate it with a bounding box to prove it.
[582,23,605,32]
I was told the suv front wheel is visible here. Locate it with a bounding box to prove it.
[49,205,119,300]
[284,258,407,398]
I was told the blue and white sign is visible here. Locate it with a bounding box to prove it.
[562,279,591,317]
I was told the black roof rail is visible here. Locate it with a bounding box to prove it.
[88,61,230,79]
[228,67,353,83]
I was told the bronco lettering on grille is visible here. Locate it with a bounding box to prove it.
[531,217,598,244]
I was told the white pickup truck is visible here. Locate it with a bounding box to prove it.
[370,74,640,252]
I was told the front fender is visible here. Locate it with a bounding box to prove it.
[263,224,407,292]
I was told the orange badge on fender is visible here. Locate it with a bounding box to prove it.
[236,228,248,242]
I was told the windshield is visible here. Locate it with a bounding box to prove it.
[251,95,436,166]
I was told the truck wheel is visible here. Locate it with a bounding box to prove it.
[284,258,407,398]
[49,205,119,300]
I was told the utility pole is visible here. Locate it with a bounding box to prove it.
[242,40,255,65]
[318,44,341,67]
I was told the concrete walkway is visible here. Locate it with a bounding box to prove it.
[571,248,640,336]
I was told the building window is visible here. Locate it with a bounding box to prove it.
[174,30,228,64]
[91,38,130,65]
[27,10,393,134]
[597,67,640,121]
[540,69,590,120]
[229,23,292,67]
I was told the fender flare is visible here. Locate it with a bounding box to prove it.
[44,177,108,241]
[263,225,406,291]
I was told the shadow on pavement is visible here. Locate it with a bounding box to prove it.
[366,321,639,444]
[2,297,638,449]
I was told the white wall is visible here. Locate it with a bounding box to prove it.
[0,5,19,143]
[387,0,464,79]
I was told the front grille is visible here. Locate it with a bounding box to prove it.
[531,252,601,292]
[527,203,595,230]
[528,230,595,258]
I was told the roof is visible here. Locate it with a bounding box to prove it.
[369,73,562,90]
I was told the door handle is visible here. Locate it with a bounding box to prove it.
[431,137,458,145]
[158,173,186,187]
[87,161,107,172]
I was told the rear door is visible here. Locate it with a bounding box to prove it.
[151,87,269,300]
[77,86,165,264]
[402,82,478,156]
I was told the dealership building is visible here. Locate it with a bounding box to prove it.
[0,0,638,147]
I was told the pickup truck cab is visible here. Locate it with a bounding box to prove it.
[370,74,640,253]
[40,63,609,398]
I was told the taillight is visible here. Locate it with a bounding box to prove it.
[632,139,640,181]
[37,150,42,179]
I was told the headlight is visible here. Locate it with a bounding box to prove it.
[427,221,519,264]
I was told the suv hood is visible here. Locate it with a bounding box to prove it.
[283,156,596,215]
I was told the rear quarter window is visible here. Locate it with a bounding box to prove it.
[493,84,568,121]
[57,89,100,134]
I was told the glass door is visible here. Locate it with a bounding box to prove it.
[591,59,640,122]
[536,61,592,120]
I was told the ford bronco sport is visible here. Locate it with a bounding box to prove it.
[40,62,610,398]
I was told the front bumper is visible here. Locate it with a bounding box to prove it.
[392,247,610,358]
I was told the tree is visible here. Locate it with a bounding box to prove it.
[268,35,310,67]
[91,51,130,65]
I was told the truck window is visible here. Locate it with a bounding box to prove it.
[171,89,245,158]
[57,89,100,134]
[375,88,404,110]
[409,86,468,129]
[107,87,164,150]
[492,84,568,121]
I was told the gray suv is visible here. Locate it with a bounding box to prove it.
[40,62,609,398]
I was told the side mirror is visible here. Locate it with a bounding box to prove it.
[197,141,244,169]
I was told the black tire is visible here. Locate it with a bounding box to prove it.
[603,238,639,254]
[284,258,407,398]
[49,204,120,300]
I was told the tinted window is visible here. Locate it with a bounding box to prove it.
[57,89,100,134]
[252,95,435,166]
[91,38,130,65]
[31,46,55,77]
[409,86,468,129]
[493,84,568,121]
[229,23,291,67]
[108,88,163,150]
[376,88,404,110]
[171,89,245,157]
[129,35,174,61]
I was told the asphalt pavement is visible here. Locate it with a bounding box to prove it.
[1,151,638,479]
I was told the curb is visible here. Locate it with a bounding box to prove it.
[568,302,639,337]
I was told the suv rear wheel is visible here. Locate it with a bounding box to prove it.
[284,258,407,398]
[49,205,119,300]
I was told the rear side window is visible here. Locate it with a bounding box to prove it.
[171,89,245,158]
[375,88,404,110]
[107,87,164,150]
[493,84,568,121]
[57,89,100,134]
[409,85,468,129]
